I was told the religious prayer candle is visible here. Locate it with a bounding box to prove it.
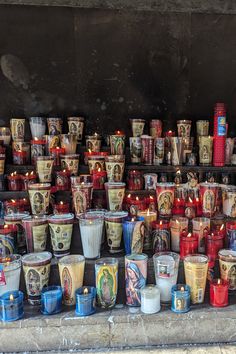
[75,286,96,316]
[86,134,101,152]
[7,172,22,191]
[206,232,224,267]
[47,117,63,135]
[219,249,236,290]
[144,173,158,190]
[0,127,11,145]
[171,284,190,313]
[170,217,188,252]
[199,136,213,165]
[29,117,46,139]
[10,118,25,141]
[22,215,48,253]
[92,168,107,189]
[153,252,180,303]
[0,290,24,322]
[140,285,161,314]
[4,212,29,255]
[180,232,198,259]
[226,220,236,251]
[127,170,143,190]
[156,183,175,217]
[105,182,126,211]
[60,134,77,155]
[170,137,184,165]
[0,225,17,256]
[105,155,125,183]
[222,185,236,218]
[152,220,170,253]
[21,171,37,191]
[196,120,209,137]
[105,211,128,253]
[122,216,145,255]
[192,217,210,253]
[50,147,65,166]
[0,255,21,296]
[53,201,70,214]
[129,137,142,163]
[36,156,54,183]
[31,138,46,165]
[72,183,93,216]
[61,154,80,176]
[58,254,85,306]
[199,183,219,218]
[110,131,126,155]
[13,149,27,165]
[55,170,71,191]
[95,258,118,309]
[130,118,145,137]
[41,286,63,315]
[141,135,154,165]
[137,209,157,251]
[210,279,228,307]
[67,116,84,142]
[28,183,51,215]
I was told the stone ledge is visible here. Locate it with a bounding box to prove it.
[1,302,236,352]
[0,0,236,14]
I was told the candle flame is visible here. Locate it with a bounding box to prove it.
[187,233,192,238]
[34,137,38,141]
[131,218,135,222]
[176,170,181,174]
[176,219,179,224]
[177,198,180,202]
[11,199,16,203]
[217,279,221,285]
[220,224,224,231]
[9,294,14,301]
[147,209,150,216]
[83,288,88,295]
[25,172,29,176]
[168,130,172,134]
[135,196,139,201]
[30,171,34,176]
[200,222,202,227]
[127,194,131,198]
[60,201,64,205]
[63,169,66,173]
[196,197,199,202]
[160,220,163,226]
[180,286,185,292]
[189,197,193,203]
[98,168,101,172]
[150,196,153,200]
[3,225,8,229]
[56,146,60,150]
[88,149,91,153]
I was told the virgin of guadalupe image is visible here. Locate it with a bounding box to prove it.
[202,145,209,160]
[159,193,173,215]
[175,298,185,311]
[115,138,124,155]
[70,122,77,134]
[17,121,24,138]
[125,262,146,306]
[203,190,215,212]
[153,230,168,252]
[62,267,72,303]
[228,265,236,289]
[97,268,115,307]
[113,164,121,181]
[27,269,40,295]
[131,222,144,253]
[33,192,44,214]
[75,192,86,214]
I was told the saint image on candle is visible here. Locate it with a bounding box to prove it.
[126,262,146,306]
[159,193,173,215]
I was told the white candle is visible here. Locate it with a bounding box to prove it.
[141,285,160,314]
[170,217,188,252]
[0,256,21,296]
[79,216,104,259]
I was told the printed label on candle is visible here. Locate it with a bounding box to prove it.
[88,159,105,173]
[86,138,101,152]
[23,264,50,297]
[48,119,62,135]
[105,221,123,249]
[132,122,145,137]
[28,190,50,215]
[0,266,6,286]
[217,116,226,136]
[106,162,124,182]
[49,223,73,251]
[96,264,118,308]
[125,259,147,307]
[108,188,125,211]
[157,264,172,278]
[219,259,236,290]
[37,160,54,182]
[11,119,25,140]
[184,262,208,304]
[202,189,215,214]
[110,136,125,155]
[152,229,170,253]
[0,159,4,174]
[5,221,26,249]
[197,288,203,302]
[61,158,79,175]
[32,224,48,251]
[0,233,15,255]
[68,121,84,140]
[73,190,87,214]
[223,191,236,217]
[157,190,174,216]
[61,266,73,304]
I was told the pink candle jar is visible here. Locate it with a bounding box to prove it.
[72,183,93,216]
[48,213,74,257]
[200,183,219,217]
[141,135,154,165]
[28,183,51,215]
[92,169,107,190]
[150,119,162,138]
[55,170,71,191]
[156,183,175,217]
[22,216,48,253]
[105,182,126,211]
[7,172,22,191]
[60,154,80,176]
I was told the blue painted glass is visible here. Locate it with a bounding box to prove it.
[41,286,62,315]
[171,284,190,313]
[0,290,24,322]
[122,216,145,255]
[75,286,96,316]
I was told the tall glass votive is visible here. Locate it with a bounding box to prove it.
[184,254,208,304]
[43,134,60,155]
[48,213,74,258]
[226,220,236,251]
[156,183,175,217]
[4,212,29,255]
[22,251,52,305]
[0,290,24,322]
[105,182,126,211]
[180,232,198,259]
[130,118,145,137]
[78,214,104,259]
[192,217,210,253]
[177,120,191,138]
[0,255,21,296]
[10,118,25,141]
[152,220,170,253]
[58,254,85,306]
[199,183,219,217]
[171,137,184,165]
[110,133,126,155]
[36,156,54,183]
[22,215,48,253]
[29,117,46,139]
[170,217,188,253]
[138,210,157,251]
[122,216,145,255]
[47,117,63,135]
[219,249,236,290]
[72,183,93,216]
[60,134,77,154]
[222,185,236,218]
[41,286,63,315]
[28,183,51,215]
[68,116,84,142]
[153,252,179,303]
[129,137,142,163]
[75,286,96,316]
[105,211,128,253]
[105,155,125,182]
[125,253,148,307]
[61,154,80,176]
[171,284,190,313]
[199,136,213,165]
[95,258,118,309]
[86,134,101,152]
[196,120,209,137]
[0,225,17,256]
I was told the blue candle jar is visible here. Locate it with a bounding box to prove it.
[122,216,145,255]
[75,286,96,316]
[0,290,24,322]
[41,286,63,315]
[171,284,190,313]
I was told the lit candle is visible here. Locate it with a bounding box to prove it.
[180,232,198,259]
[210,279,228,307]
[75,286,96,316]
[0,290,24,322]
[140,285,161,314]
[171,284,190,313]
[0,255,21,296]
[7,171,22,191]
[152,219,170,253]
[138,209,157,251]
[122,216,145,254]
[192,217,210,253]
[184,197,196,219]
[170,217,188,252]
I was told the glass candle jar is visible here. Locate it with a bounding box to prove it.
[92,169,107,190]
[105,182,126,211]
[28,183,51,215]
[177,120,191,138]
[180,232,198,259]
[225,138,235,165]
[0,153,5,175]
[43,135,60,155]
[95,257,118,309]
[153,252,180,303]
[196,120,209,137]
[150,119,162,138]
[36,156,54,183]
[137,210,157,251]
[78,214,103,259]
[110,132,126,155]
[140,285,161,314]
[53,201,70,214]
[88,155,106,174]
[154,137,165,165]
[184,254,208,304]
[58,254,85,306]
[170,217,189,252]
[199,183,219,218]
[22,251,52,305]
[144,173,158,190]
[75,286,96,316]
[7,172,22,191]
[13,150,27,165]
[219,249,236,290]
[206,233,224,267]
[10,118,25,141]
[122,216,145,255]
[22,215,48,253]
[41,286,63,315]
[129,137,142,163]
[0,225,17,256]
[29,117,46,139]
[171,284,190,313]
[141,135,154,165]
[130,118,145,137]
[105,211,128,253]
[48,213,74,258]
[192,217,210,253]
[156,183,175,217]
[222,185,236,217]
[105,155,125,183]
[0,255,21,296]
[170,137,184,165]
[127,170,143,190]
[0,127,11,145]
[49,147,65,166]
[21,171,37,191]
[226,220,236,251]
[125,253,147,307]
[47,117,63,135]
[67,116,84,142]
[4,212,29,255]
[199,136,213,165]
[152,220,170,253]
[72,183,93,216]
[86,134,101,152]
[55,170,71,191]
[12,142,30,165]
[60,134,77,155]
[210,279,228,307]
[61,154,80,176]
[0,290,24,322]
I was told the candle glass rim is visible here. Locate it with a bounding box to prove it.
[4,212,30,221]
[95,257,119,266]
[171,284,191,293]
[140,284,160,295]
[28,183,51,189]
[36,156,54,161]
[125,253,148,262]
[199,182,219,188]
[183,254,209,264]
[22,215,48,223]
[41,285,63,296]
[210,279,229,286]
[75,286,96,297]
[219,249,236,260]
[0,290,24,302]
[105,211,128,220]
[104,182,126,187]
[22,251,52,265]
[58,254,85,265]
[177,120,192,124]
[48,213,74,223]
[67,116,84,121]
[153,251,180,263]
[123,216,145,223]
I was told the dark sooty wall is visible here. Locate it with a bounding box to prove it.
[0,5,236,138]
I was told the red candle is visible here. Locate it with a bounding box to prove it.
[92,168,107,190]
[184,197,196,219]
[127,170,143,191]
[172,198,185,216]
[114,130,125,136]
[21,171,37,191]
[180,232,198,259]
[152,219,170,253]
[164,130,175,137]
[145,195,156,212]
[206,232,224,268]
[126,196,146,216]
[55,169,71,191]
[13,150,27,165]
[53,201,70,214]
[4,199,20,215]
[210,279,228,307]
[84,151,109,165]
[50,146,65,166]
[195,197,202,217]
[7,172,22,191]
[19,198,31,213]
